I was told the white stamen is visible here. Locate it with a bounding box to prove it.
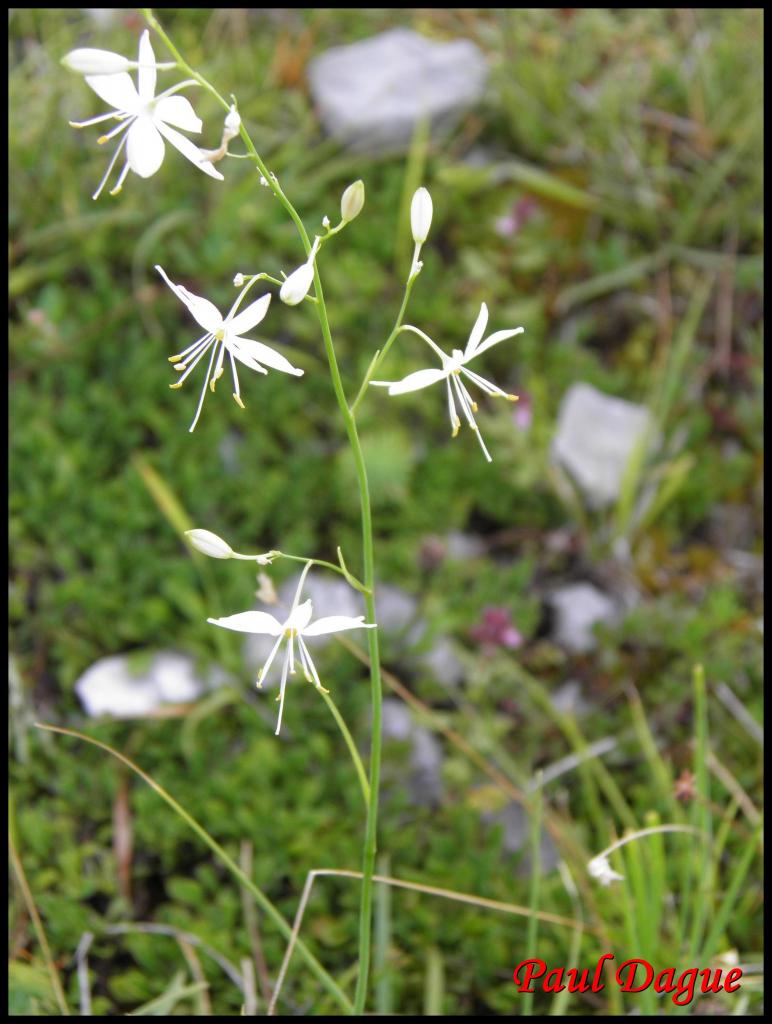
[91,133,129,200]
[189,343,219,432]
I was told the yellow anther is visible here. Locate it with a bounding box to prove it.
[109,185,123,197]
[97,135,108,145]
[169,382,183,390]
[451,422,460,438]
[168,355,182,364]
[471,402,478,413]
[506,394,519,402]
[233,393,245,410]
[174,364,185,372]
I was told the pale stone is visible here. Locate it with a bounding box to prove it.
[307,28,488,153]
[551,382,656,508]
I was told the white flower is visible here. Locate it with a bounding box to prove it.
[280,236,321,306]
[208,576,376,735]
[67,30,224,199]
[587,855,625,886]
[341,179,365,223]
[411,187,433,244]
[186,529,235,559]
[157,265,304,432]
[370,303,524,462]
[280,261,315,306]
[185,528,274,563]
[63,48,134,76]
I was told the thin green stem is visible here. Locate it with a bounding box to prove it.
[35,723,351,1013]
[309,261,383,1015]
[274,552,368,593]
[521,779,543,1016]
[145,14,384,1011]
[319,688,370,808]
[9,817,71,1016]
[349,277,416,415]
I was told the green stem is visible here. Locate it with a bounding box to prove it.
[274,552,368,592]
[146,14,384,1011]
[349,277,416,415]
[309,261,383,1015]
[319,688,370,808]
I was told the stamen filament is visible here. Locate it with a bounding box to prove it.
[91,133,128,200]
[171,336,216,388]
[189,341,219,432]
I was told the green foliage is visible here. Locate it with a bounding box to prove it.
[9,7,762,1017]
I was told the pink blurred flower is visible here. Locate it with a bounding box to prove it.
[494,196,538,238]
[469,606,523,655]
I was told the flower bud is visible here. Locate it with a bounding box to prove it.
[62,48,132,75]
[280,261,315,306]
[340,179,365,223]
[185,529,234,559]
[410,186,433,244]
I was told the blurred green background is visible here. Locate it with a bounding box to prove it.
[9,8,763,1016]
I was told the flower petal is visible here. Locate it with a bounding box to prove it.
[155,121,224,180]
[464,302,488,358]
[467,327,524,360]
[302,615,375,637]
[286,600,314,632]
[137,29,157,103]
[85,71,140,112]
[227,293,271,336]
[126,117,165,178]
[207,611,283,636]
[229,337,303,377]
[384,367,447,395]
[155,265,223,333]
[154,94,202,133]
[228,346,268,376]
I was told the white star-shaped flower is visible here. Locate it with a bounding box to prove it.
[67,30,224,199]
[208,578,376,735]
[156,265,304,432]
[370,303,524,462]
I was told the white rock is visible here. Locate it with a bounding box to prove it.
[307,28,488,153]
[444,530,487,561]
[551,382,656,508]
[482,800,559,872]
[549,582,619,653]
[376,582,419,635]
[382,698,443,805]
[418,635,465,688]
[75,651,224,718]
[549,679,591,717]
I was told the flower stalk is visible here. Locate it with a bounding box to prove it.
[60,11,530,1014]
